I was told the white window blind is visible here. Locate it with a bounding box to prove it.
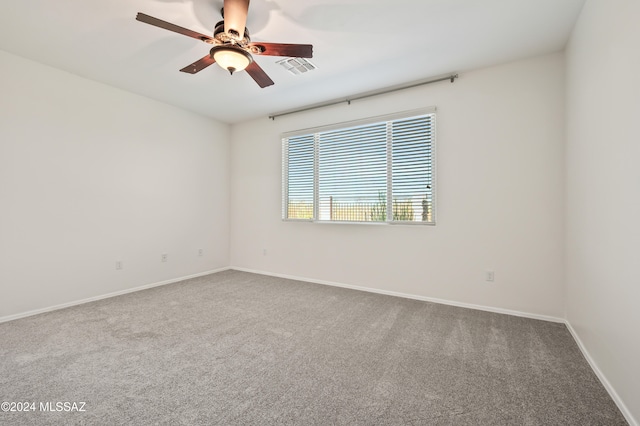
[283,109,436,224]
[283,134,315,220]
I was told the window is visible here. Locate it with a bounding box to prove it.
[283,108,436,224]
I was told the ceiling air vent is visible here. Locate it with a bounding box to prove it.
[276,58,317,75]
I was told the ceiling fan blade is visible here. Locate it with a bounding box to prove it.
[223,0,250,38]
[136,13,213,43]
[180,55,216,74]
[245,61,274,88]
[248,43,313,58]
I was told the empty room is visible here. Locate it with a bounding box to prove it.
[1,0,638,424]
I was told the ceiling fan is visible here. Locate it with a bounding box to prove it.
[136,0,313,88]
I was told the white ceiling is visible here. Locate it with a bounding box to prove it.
[0,0,585,124]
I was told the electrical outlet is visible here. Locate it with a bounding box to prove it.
[263,248,267,256]
[198,249,203,257]
[115,261,123,270]
[485,270,495,282]
[161,254,168,263]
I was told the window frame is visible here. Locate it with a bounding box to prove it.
[282,107,436,225]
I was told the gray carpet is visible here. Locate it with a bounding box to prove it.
[0,270,627,425]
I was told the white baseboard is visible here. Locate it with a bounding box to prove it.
[0,267,229,324]
[229,266,565,323]
[564,322,638,426]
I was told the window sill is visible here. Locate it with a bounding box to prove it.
[283,219,435,226]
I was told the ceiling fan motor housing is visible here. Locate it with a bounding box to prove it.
[214,20,250,45]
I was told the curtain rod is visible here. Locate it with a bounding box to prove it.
[268,73,458,120]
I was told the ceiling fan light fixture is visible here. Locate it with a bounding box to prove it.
[211,46,252,74]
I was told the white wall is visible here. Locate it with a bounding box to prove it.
[0,50,230,319]
[230,53,566,319]
[565,0,640,423]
